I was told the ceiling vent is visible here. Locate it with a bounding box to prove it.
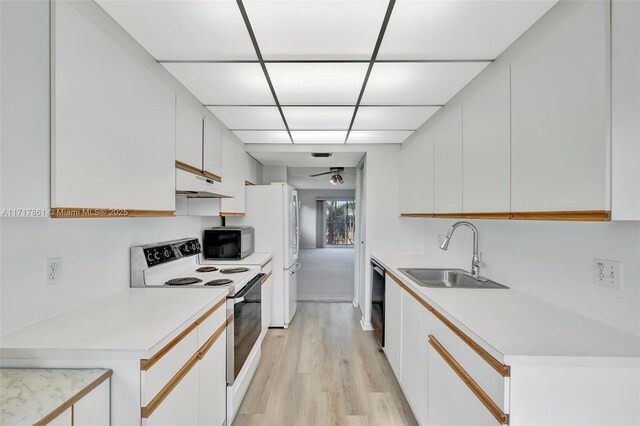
[311,153,332,158]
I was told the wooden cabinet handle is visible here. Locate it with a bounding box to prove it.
[429,335,509,425]
[260,271,273,285]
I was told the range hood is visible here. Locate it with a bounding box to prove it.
[176,168,234,198]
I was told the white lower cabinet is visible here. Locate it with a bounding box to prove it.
[198,336,227,426]
[384,274,403,379]
[400,291,430,425]
[143,367,199,426]
[73,380,110,425]
[427,341,500,426]
[142,302,228,426]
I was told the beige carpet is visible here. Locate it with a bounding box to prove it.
[297,248,355,302]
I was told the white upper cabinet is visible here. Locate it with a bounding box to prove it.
[51,0,175,213]
[220,134,246,215]
[510,0,609,212]
[203,116,223,180]
[176,99,225,182]
[463,67,511,213]
[175,96,204,171]
[399,129,434,214]
[434,106,463,214]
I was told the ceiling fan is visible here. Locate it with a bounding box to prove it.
[310,167,344,185]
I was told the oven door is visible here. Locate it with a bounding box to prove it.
[227,273,263,385]
[371,259,386,347]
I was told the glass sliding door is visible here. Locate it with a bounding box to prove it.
[324,200,355,247]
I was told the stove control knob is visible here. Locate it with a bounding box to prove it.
[184,245,190,253]
[195,242,201,251]
[146,253,154,262]
[164,249,171,258]
[191,242,197,251]
[154,252,162,260]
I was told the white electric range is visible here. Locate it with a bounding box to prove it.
[130,237,264,413]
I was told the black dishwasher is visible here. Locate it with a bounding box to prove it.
[371,259,385,347]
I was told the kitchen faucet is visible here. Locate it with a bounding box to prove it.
[439,221,483,280]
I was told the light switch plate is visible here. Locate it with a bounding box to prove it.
[593,259,622,290]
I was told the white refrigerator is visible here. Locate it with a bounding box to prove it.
[230,183,300,327]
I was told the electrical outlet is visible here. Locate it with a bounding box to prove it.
[46,258,62,285]
[593,259,622,290]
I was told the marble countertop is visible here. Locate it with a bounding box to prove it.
[0,368,111,426]
[0,288,228,358]
[372,253,640,360]
[200,252,273,268]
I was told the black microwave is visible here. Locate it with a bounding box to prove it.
[203,227,255,260]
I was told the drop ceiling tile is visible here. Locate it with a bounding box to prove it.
[378,0,557,60]
[244,0,388,60]
[283,107,354,130]
[266,63,368,105]
[347,131,414,144]
[291,131,347,144]
[163,63,274,105]
[96,0,256,60]
[208,107,284,130]
[361,62,489,106]
[233,131,291,144]
[353,106,440,130]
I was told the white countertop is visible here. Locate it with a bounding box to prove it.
[200,252,272,267]
[0,368,110,426]
[372,253,640,359]
[0,288,228,358]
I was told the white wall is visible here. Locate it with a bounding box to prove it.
[298,189,356,248]
[398,218,640,336]
[0,216,220,334]
[262,165,288,184]
[0,0,225,334]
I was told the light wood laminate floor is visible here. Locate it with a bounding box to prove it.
[233,302,417,426]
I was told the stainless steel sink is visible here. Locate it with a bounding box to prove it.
[398,268,509,289]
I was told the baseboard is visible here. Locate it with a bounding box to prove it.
[360,318,373,331]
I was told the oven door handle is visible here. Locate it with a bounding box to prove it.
[233,297,245,305]
[232,273,264,300]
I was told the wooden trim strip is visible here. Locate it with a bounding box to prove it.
[34,370,113,426]
[401,210,610,222]
[386,270,510,377]
[260,271,273,285]
[511,210,610,221]
[430,304,511,377]
[203,170,222,182]
[50,208,174,219]
[220,212,246,217]
[429,335,509,425]
[175,160,203,176]
[142,315,232,419]
[386,270,433,312]
[140,298,226,371]
[245,180,255,186]
[260,257,273,268]
[141,349,200,419]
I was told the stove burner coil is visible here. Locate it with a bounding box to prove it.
[204,279,234,286]
[165,277,202,286]
[220,267,250,274]
[196,266,218,273]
